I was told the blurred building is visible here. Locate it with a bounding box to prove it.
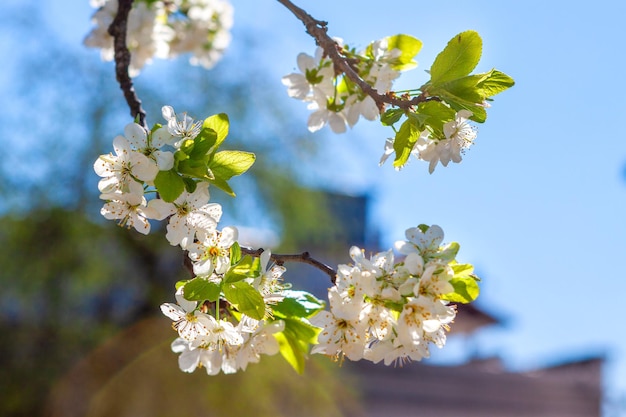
[300,191,604,417]
[345,321,603,417]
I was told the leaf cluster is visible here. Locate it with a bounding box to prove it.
[380,31,515,168]
[155,113,256,201]
[178,242,325,374]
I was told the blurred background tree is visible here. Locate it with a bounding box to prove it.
[0,2,357,416]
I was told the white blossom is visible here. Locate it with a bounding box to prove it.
[99,191,157,235]
[160,288,216,342]
[94,135,159,195]
[415,110,477,173]
[188,226,238,276]
[148,183,222,248]
[123,122,174,171]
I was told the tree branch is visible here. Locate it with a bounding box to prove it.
[108,0,148,129]
[241,246,337,284]
[276,0,429,111]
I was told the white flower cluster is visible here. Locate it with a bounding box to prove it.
[85,0,233,76]
[380,109,478,173]
[282,38,401,133]
[312,225,459,365]
[161,253,287,375]
[94,105,203,235]
[95,105,287,374]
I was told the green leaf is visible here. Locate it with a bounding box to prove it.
[476,69,515,97]
[182,177,198,193]
[222,281,265,320]
[208,175,235,197]
[452,263,474,278]
[273,290,325,319]
[385,34,423,71]
[435,89,488,123]
[224,255,259,283]
[417,101,456,135]
[430,31,482,84]
[183,277,221,302]
[230,241,242,265]
[392,117,421,168]
[190,127,217,158]
[275,317,320,374]
[427,69,513,123]
[365,34,422,71]
[209,151,256,180]
[154,169,185,202]
[440,277,480,303]
[175,280,189,290]
[432,242,460,262]
[203,113,229,153]
[179,138,195,155]
[381,108,405,126]
[432,75,486,105]
[178,159,213,180]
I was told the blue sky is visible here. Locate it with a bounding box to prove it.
[43,0,626,401]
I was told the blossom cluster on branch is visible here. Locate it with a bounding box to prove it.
[93,104,480,375]
[86,0,514,376]
[282,28,513,172]
[85,0,233,76]
[313,225,478,365]
[282,37,406,134]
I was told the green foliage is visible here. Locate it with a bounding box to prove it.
[430,30,482,84]
[441,263,480,303]
[275,317,320,374]
[202,113,229,154]
[382,34,422,70]
[386,31,514,168]
[222,281,266,320]
[223,255,259,283]
[208,150,256,196]
[154,169,185,202]
[157,113,255,200]
[183,277,221,302]
[274,290,325,319]
[432,241,460,262]
[441,277,480,303]
[393,116,422,167]
[381,108,404,126]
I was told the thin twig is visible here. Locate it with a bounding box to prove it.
[108,0,148,129]
[241,246,337,284]
[276,0,429,111]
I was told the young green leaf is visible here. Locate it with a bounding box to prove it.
[430,30,482,84]
[182,177,198,193]
[393,117,421,168]
[177,158,214,180]
[417,101,456,135]
[440,277,480,303]
[386,34,423,71]
[209,151,256,180]
[381,108,405,126]
[431,242,460,262]
[183,277,221,302]
[273,290,325,319]
[222,281,265,320]
[230,241,242,265]
[476,69,515,97]
[208,175,236,197]
[275,317,320,374]
[451,263,474,278]
[434,89,488,123]
[224,255,259,283]
[203,113,229,154]
[154,169,185,202]
[190,127,217,158]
